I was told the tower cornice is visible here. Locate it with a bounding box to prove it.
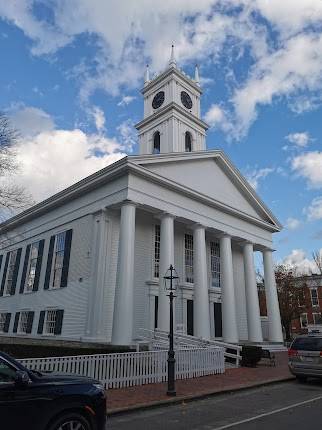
[135,101,209,131]
[141,66,202,95]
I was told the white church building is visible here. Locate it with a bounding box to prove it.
[0,49,284,347]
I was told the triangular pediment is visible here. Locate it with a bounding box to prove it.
[130,151,281,229]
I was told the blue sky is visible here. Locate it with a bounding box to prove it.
[0,0,322,272]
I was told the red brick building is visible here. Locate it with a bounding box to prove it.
[258,274,322,339]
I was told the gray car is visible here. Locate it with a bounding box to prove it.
[288,335,322,382]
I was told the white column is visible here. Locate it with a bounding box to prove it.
[220,234,239,343]
[243,242,263,343]
[263,248,283,342]
[157,213,175,331]
[193,224,210,339]
[112,202,136,345]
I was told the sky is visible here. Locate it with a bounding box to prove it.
[0,0,322,273]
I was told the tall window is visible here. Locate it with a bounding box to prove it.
[154,225,160,278]
[210,241,220,288]
[5,250,18,295]
[25,242,39,292]
[300,313,308,328]
[185,132,192,152]
[185,234,193,283]
[18,311,29,334]
[313,312,322,325]
[52,232,66,289]
[153,131,160,154]
[0,313,6,333]
[44,310,59,335]
[311,288,319,306]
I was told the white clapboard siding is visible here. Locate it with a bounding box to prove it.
[20,347,224,389]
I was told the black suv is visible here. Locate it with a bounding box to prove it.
[0,351,106,430]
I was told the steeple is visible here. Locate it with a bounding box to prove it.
[144,64,150,86]
[169,44,176,68]
[194,64,200,86]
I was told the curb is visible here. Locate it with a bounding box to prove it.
[107,375,295,416]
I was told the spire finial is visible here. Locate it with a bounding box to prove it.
[144,64,150,86]
[194,64,200,85]
[169,44,176,68]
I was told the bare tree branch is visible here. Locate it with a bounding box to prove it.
[0,113,33,217]
[312,250,322,275]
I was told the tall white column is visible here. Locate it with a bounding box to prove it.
[263,248,284,342]
[193,225,210,339]
[112,202,136,345]
[220,234,239,343]
[243,242,263,343]
[157,213,175,331]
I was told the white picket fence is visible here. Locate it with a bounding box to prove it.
[20,347,224,389]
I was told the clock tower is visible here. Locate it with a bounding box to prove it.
[135,46,209,155]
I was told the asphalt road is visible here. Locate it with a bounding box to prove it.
[107,379,322,429]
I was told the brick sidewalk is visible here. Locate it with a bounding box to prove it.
[107,352,293,414]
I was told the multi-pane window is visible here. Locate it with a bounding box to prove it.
[52,232,66,289]
[185,234,193,283]
[0,314,6,333]
[310,288,319,307]
[313,312,322,325]
[25,242,39,292]
[18,311,29,334]
[5,250,18,295]
[210,241,220,288]
[44,310,59,335]
[300,313,308,328]
[154,225,160,278]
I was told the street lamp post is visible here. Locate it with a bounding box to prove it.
[164,264,179,397]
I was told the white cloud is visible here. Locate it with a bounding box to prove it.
[90,105,106,131]
[117,119,137,153]
[291,151,322,188]
[285,217,301,230]
[305,197,322,221]
[285,132,311,148]
[8,106,126,202]
[9,106,55,137]
[245,167,275,190]
[204,104,232,133]
[283,249,318,275]
[117,96,136,107]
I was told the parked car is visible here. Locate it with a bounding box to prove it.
[288,335,322,382]
[0,351,107,430]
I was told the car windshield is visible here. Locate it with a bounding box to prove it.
[292,337,322,351]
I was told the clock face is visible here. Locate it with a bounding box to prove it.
[181,91,193,109]
[152,91,165,109]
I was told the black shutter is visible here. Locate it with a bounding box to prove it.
[0,253,10,296]
[4,313,11,333]
[19,245,31,294]
[13,312,20,333]
[214,303,223,338]
[54,310,64,335]
[154,296,159,329]
[10,248,22,295]
[0,255,3,272]
[37,311,46,334]
[60,229,73,288]
[44,235,55,290]
[26,311,34,334]
[33,239,44,292]
[187,300,194,336]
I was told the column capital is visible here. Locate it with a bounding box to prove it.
[262,246,276,253]
[218,231,231,239]
[191,222,206,231]
[121,199,137,208]
[154,211,176,221]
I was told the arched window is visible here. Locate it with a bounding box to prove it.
[185,131,192,152]
[153,131,160,154]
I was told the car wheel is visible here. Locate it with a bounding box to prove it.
[47,412,92,430]
[296,375,307,383]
